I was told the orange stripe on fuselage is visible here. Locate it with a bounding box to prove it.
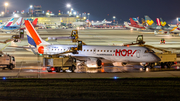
[25,20,42,45]
[170,27,178,32]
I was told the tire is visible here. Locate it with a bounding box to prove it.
[143,65,147,71]
[9,65,13,70]
[56,67,61,72]
[47,70,52,72]
[161,63,165,69]
[149,63,155,69]
[71,65,76,72]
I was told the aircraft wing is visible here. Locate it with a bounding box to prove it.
[0,39,13,44]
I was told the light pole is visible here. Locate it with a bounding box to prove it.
[113,16,116,25]
[66,4,71,24]
[4,2,9,14]
[87,13,90,20]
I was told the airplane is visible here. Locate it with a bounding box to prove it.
[0,18,14,29]
[159,18,180,34]
[91,19,112,26]
[24,20,160,71]
[124,18,145,30]
[0,17,23,33]
[145,15,162,34]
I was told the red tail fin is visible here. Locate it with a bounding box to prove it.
[32,18,38,26]
[130,18,137,25]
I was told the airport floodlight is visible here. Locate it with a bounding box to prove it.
[73,12,76,15]
[4,2,8,6]
[30,5,33,8]
[71,8,73,11]
[76,15,79,18]
[113,16,116,19]
[83,17,86,20]
[87,13,90,15]
[66,4,71,8]
[1,12,4,15]
[14,14,19,17]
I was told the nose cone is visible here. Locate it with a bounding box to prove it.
[152,54,161,62]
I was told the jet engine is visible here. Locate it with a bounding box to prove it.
[86,58,102,68]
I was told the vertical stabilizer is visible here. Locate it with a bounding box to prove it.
[145,15,157,27]
[25,20,50,47]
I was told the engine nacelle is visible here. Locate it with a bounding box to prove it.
[86,58,102,68]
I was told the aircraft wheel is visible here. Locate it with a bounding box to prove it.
[161,63,165,69]
[143,65,147,71]
[9,65,13,70]
[149,63,155,69]
[55,67,61,72]
[47,70,52,72]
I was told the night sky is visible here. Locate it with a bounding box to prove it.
[0,0,180,24]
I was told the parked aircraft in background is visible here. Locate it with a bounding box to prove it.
[124,18,145,30]
[159,18,180,34]
[145,15,162,34]
[0,18,14,29]
[91,19,112,26]
[0,17,23,33]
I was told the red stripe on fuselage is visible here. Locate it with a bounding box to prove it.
[25,20,42,45]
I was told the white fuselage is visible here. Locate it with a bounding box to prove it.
[42,45,160,63]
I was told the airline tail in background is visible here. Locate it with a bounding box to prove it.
[11,17,23,27]
[159,18,169,27]
[25,20,50,48]
[145,15,157,27]
[130,18,138,25]
[156,18,161,26]
[32,18,38,26]
[4,18,14,27]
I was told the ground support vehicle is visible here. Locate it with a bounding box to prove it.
[124,35,177,70]
[143,45,177,69]
[0,52,15,70]
[43,55,76,72]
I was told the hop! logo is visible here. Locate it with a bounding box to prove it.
[114,49,137,57]
[147,20,154,26]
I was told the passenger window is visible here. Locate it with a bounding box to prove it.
[97,50,99,52]
[94,50,96,52]
[84,49,85,51]
[90,50,92,52]
[87,50,89,52]
[101,50,103,52]
[113,50,115,52]
[107,50,109,52]
[110,50,112,52]
[104,50,106,52]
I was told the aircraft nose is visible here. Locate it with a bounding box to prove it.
[153,54,161,62]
